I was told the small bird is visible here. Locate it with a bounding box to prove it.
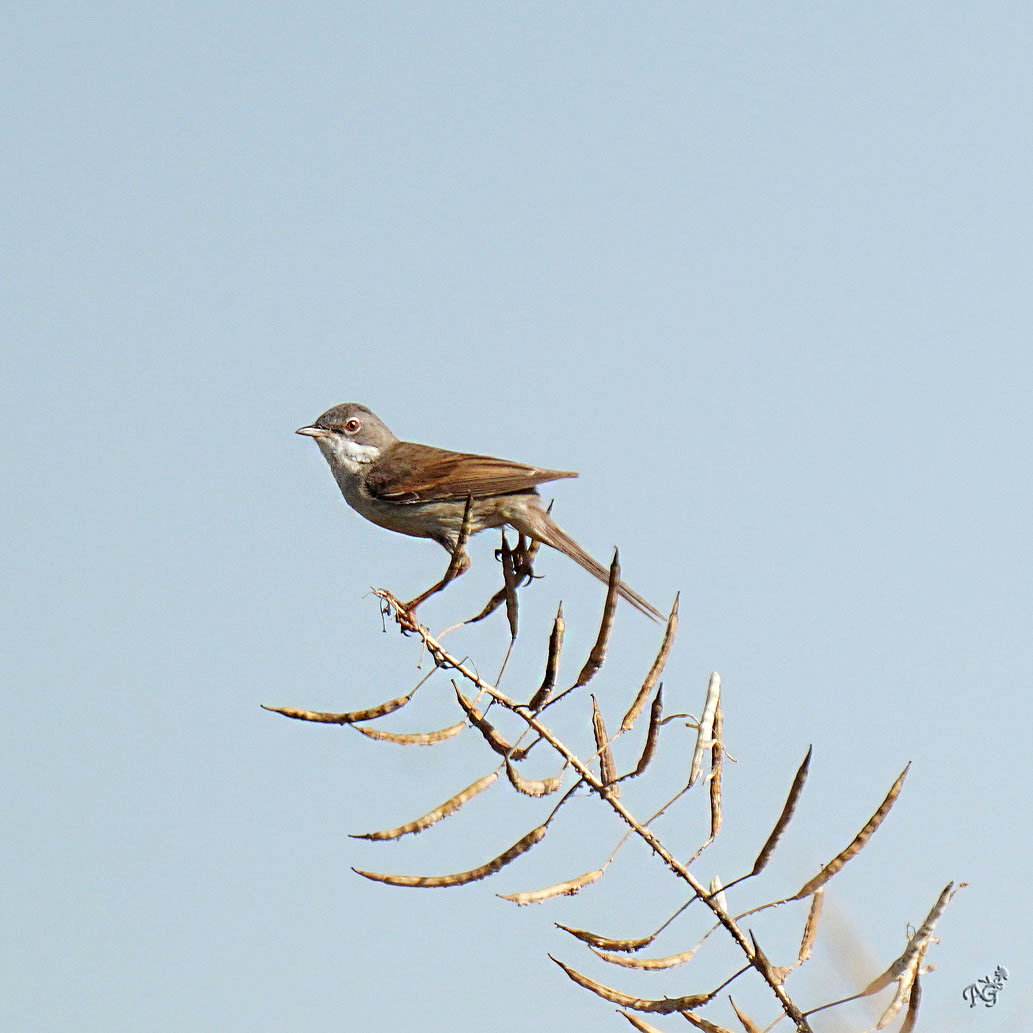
[297,403,662,621]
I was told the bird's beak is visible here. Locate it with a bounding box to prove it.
[296,425,331,438]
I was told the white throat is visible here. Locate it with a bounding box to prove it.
[321,436,381,476]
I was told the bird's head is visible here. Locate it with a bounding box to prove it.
[296,403,398,474]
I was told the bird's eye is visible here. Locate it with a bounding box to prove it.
[344,419,361,434]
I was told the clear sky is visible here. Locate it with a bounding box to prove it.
[3,3,1031,1030]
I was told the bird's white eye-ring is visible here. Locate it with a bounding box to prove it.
[344,418,361,434]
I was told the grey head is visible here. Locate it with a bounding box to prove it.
[296,403,399,476]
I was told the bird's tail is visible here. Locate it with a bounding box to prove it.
[524,509,664,622]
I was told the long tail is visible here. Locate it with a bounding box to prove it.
[523,510,664,622]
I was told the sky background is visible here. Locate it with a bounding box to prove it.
[3,3,1031,1030]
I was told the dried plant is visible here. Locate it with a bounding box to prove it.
[266,537,960,1031]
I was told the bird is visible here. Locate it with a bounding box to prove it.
[296,403,662,621]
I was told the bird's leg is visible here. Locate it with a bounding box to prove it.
[466,528,542,625]
[403,549,471,613]
[510,499,551,585]
[512,532,540,585]
[402,495,474,615]
[493,533,538,583]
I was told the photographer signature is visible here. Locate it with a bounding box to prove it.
[962,965,1008,1007]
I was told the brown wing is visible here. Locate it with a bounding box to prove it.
[366,442,577,504]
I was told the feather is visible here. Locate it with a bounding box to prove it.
[366,442,577,504]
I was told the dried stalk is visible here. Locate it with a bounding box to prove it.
[271,561,957,1032]
[371,591,816,1029]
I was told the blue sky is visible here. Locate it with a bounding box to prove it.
[3,4,1031,1030]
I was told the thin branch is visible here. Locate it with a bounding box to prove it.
[373,591,815,1030]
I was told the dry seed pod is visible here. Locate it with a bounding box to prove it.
[752,746,812,875]
[908,880,959,953]
[682,1013,735,1033]
[504,759,564,797]
[876,977,912,1030]
[591,695,618,796]
[453,683,514,756]
[549,955,712,1013]
[748,931,788,986]
[862,881,957,994]
[353,720,465,745]
[465,527,539,625]
[709,701,723,838]
[572,549,620,688]
[506,739,537,763]
[500,532,519,639]
[689,673,720,787]
[464,585,508,624]
[728,997,762,1033]
[350,772,499,841]
[618,1011,666,1033]
[528,603,565,710]
[624,684,663,780]
[793,762,910,899]
[464,528,520,623]
[261,692,413,724]
[554,924,655,953]
[464,589,504,624]
[899,962,922,1033]
[497,866,605,905]
[708,875,728,915]
[875,946,925,1029]
[620,593,678,732]
[353,823,547,888]
[798,889,823,963]
[590,945,700,971]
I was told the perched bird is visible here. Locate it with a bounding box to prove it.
[297,403,662,620]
